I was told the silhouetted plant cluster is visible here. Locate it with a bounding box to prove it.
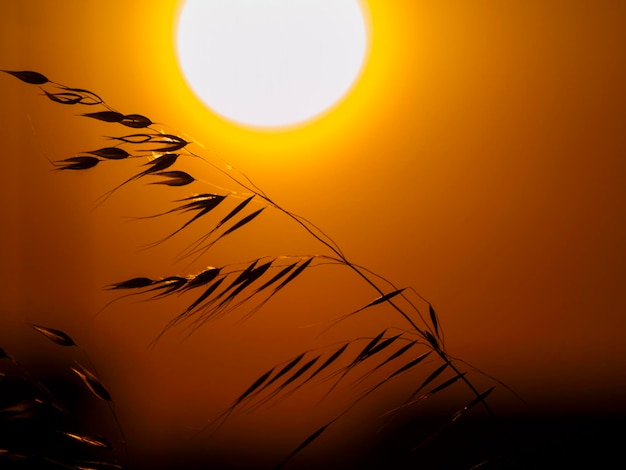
[0,325,125,469]
[3,70,507,469]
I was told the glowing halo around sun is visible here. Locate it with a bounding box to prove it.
[175,0,369,129]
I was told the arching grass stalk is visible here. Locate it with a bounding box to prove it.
[3,69,503,467]
[184,149,494,418]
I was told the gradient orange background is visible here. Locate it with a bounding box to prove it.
[2,0,626,468]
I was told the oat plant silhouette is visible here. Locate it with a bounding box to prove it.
[3,70,514,469]
[0,325,126,469]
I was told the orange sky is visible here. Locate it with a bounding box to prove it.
[2,0,626,468]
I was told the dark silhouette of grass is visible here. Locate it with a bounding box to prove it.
[2,70,517,469]
[0,327,126,469]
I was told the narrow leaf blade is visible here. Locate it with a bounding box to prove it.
[365,288,406,309]
[429,304,440,338]
[2,70,48,84]
[120,113,152,128]
[82,111,124,123]
[72,362,112,401]
[107,277,154,290]
[414,363,448,395]
[55,156,100,170]
[452,387,496,422]
[87,147,130,160]
[275,424,330,469]
[388,351,432,379]
[150,170,195,186]
[219,208,265,239]
[43,90,82,105]
[58,431,112,450]
[30,324,75,347]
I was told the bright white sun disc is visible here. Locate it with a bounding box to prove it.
[176,0,368,128]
